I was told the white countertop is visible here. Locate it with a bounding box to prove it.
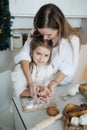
[12,81,87,130]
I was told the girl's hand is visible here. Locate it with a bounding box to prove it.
[35,87,51,103]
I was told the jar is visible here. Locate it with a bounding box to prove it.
[12,30,23,49]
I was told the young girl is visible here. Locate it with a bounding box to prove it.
[11,36,54,102]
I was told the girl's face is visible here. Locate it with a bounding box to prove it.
[31,46,51,66]
[38,28,59,45]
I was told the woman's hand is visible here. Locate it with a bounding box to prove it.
[47,80,58,98]
[29,82,37,97]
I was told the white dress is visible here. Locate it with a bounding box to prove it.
[11,64,55,97]
[14,35,80,85]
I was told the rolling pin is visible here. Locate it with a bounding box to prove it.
[28,113,62,130]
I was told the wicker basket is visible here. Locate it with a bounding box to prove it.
[62,103,87,130]
[62,115,87,130]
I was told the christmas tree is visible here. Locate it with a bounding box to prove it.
[0,0,13,50]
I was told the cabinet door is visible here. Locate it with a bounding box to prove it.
[12,101,26,130]
[9,0,87,17]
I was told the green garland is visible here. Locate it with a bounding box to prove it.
[0,0,13,51]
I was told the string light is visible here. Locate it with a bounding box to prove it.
[0,29,2,34]
[3,17,7,20]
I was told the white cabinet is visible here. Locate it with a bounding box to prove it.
[12,99,26,130]
[9,0,87,18]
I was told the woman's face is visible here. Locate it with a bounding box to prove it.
[38,28,59,45]
[31,46,51,66]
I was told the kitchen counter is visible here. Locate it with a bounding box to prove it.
[12,81,87,130]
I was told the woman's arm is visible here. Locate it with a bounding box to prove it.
[20,60,37,96]
[48,70,67,96]
[53,70,67,85]
[20,60,33,84]
[48,36,80,97]
[14,39,37,96]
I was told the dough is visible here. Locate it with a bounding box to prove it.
[47,106,59,116]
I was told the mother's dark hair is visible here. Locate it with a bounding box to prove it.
[33,3,82,45]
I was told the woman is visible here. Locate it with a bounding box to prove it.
[14,3,82,98]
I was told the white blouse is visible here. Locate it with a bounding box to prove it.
[14,35,80,84]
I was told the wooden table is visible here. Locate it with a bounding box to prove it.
[12,81,87,130]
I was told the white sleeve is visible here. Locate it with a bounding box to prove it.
[11,64,27,97]
[45,65,55,79]
[42,65,55,86]
[14,39,31,64]
[59,36,80,76]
